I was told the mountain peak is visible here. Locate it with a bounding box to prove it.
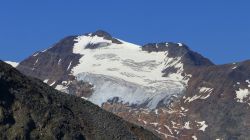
[85,30,122,44]
[90,30,112,38]
[142,42,214,69]
[142,42,188,53]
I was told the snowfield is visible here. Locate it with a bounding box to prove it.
[67,35,191,108]
[235,88,250,104]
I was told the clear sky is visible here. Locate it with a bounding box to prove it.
[0,0,249,64]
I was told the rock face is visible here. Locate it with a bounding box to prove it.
[0,61,159,140]
[16,30,250,140]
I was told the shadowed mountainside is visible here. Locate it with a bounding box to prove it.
[0,61,159,140]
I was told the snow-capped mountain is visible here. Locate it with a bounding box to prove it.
[71,33,191,109]
[17,30,209,109]
[16,30,250,140]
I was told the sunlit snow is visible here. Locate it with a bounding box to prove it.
[5,61,19,67]
[235,88,250,103]
[69,35,190,109]
[197,121,208,131]
[192,135,197,140]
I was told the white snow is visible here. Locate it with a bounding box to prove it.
[192,135,197,140]
[199,87,213,93]
[81,96,88,100]
[237,82,240,85]
[34,59,39,65]
[73,35,188,87]
[200,93,211,99]
[185,87,214,102]
[156,44,159,48]
[199,87,213,99]
[43,79,49,83]
[33,52,39,56]
[76,72,185,109]
[70,35,190,109]
[55,84,70,93]
[232,66,237,69]
[177,43,183,46]
[183,121,191,129]
[154,109,159,114]
[55,84,63,90]
[235,88,250,103]
[5,61,19,67]
[246,80,250,87]
[42,49,48,52]
[50,81,56,86]
[197,121,208,131]
[67,61,72,71]
[171,121,178,128]
[58,59,62,65]
[143,120,148,124]
[185,95,201,102]
[150,122,159,127]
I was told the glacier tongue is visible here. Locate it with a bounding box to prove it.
[76,72,184,109]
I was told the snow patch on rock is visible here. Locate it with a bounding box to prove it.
[33,52,39,56]
[5,61,19,67]
[192,135,197,140]
[50,81,56,86]
[58,59,62,65]
[246,80,250,87]
[197,121,208,132]
[43,79,49,83]
[55,84,68,93]
[235,88,250,103]
[154,109,159,115]
[199,87,213,93]
[185,95,201,103]
[67,61,72,71]
[183,121,191,129]
[177,43,183,47]
[150,122,159,127]
[232,66,237,69]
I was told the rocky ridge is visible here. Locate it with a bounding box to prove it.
[0,60,160,140]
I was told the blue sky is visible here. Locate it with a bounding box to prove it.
[0,0,249,64]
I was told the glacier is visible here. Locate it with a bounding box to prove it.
[66,34,191,109]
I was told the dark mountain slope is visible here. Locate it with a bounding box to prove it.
[0,61,159,140]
